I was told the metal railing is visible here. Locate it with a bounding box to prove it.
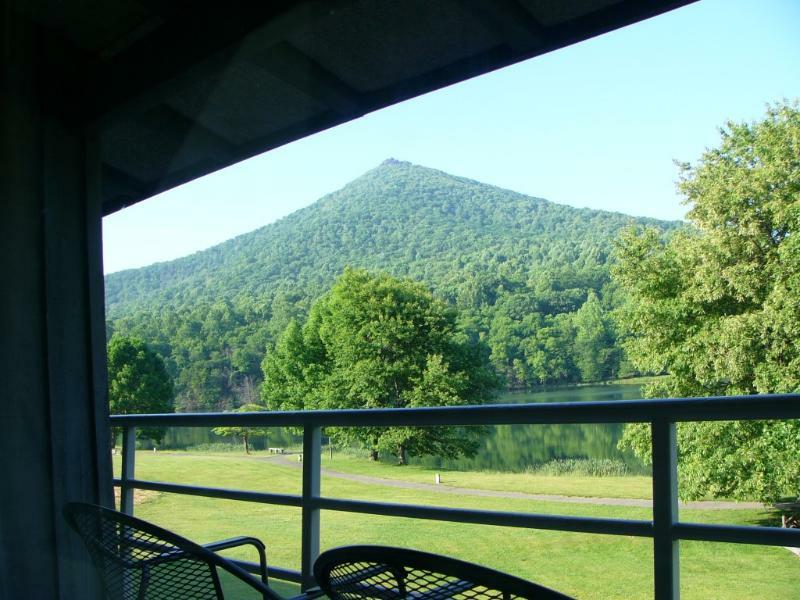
[111,394,800,599]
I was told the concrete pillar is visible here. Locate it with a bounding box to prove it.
[1,7,112,599]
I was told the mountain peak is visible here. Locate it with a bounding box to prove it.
[105,161,678,318]
[379,157,408,167]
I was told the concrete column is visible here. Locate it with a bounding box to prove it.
[0,7,112,599]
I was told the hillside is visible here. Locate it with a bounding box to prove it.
[106,159,679,410]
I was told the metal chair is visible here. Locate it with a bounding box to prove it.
[64,502,305,600]
[313,545,573,599]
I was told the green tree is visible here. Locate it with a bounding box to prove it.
[572,291,617,382]
[613,101,800,502]
[261,268,497,464]
[107,334,175,445]
[212,403,271,454]
[521,313,577,385]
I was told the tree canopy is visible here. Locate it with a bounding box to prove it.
[107,334,175,444]
[261,268,497,463]
[614,101,800,502]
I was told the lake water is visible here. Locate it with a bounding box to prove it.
[412,383,647,473]
[157,382,647,473]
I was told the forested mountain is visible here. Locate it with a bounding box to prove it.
[106,159,679,411]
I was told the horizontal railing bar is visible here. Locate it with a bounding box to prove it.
[112,477,652,537]
[674,523,800,547]
[109,394,800,428]
[110,480,800,549]
[314,497,654,537]
[232,559,302,584]
[112,478,303,507]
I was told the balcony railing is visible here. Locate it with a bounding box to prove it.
[111,394,800,599]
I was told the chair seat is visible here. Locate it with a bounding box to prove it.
[313,545,573,599]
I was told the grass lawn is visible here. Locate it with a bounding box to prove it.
[114,452,799,599]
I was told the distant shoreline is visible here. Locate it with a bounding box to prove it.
[503,375,663,394]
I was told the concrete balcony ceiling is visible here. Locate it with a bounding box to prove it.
[12,0,696,215]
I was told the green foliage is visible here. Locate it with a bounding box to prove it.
[614,101,800,502]
[212,403,271,454]
[107,334,174,444]
[262,269,497,463]
[106,161,677,410]
[176,443,246,453]
[573,291,617,382]
[527,458,629,477]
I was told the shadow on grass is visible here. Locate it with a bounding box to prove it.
[752,505,791,528]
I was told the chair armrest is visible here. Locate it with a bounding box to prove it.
[204,536,265,553]
[203,536,268,585]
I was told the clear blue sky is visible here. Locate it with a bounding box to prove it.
[103,0,800,274]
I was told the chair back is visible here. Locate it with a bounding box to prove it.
[313,545,573,600]
[64,502,278,600]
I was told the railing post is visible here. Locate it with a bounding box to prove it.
[120,426,136,515]
[301,425,322,590]
[652,419,679,600]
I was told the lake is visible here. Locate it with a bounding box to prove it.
[412,382,648,473]
[156,382,648,474]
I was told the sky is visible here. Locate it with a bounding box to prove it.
[102,0,800,274]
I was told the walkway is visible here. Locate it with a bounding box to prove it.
[265,454,764,510]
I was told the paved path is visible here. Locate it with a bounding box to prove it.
[264,454,764,510]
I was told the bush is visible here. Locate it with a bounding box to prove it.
[181,443,243,453]
[527,458,629,477]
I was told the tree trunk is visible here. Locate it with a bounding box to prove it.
[396,444,407,466]
[244,432,250,454]
[369,449,379,461]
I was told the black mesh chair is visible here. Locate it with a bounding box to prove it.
[313,545,573,600]
[64,502,304,600]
